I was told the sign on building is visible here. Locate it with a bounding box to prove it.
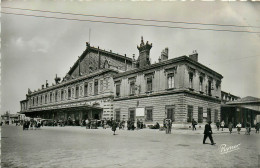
[136,108,145,117]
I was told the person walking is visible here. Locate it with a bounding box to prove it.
[216,120,220,131]
[245,122,251,135]
[228,122,233,134]
[112,120,117,135]
[221,120,225,131]
[85,119,89,129]
[255,122,259,134]
[168,119,172,134]
[203,121,216,145]
[236,122,242,134]
[192,119,197,131]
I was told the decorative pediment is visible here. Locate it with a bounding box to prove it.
[144,70,155,78]
[128,76,137,83]
[187,66,196,74]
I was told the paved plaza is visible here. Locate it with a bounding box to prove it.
[1,125,259,168]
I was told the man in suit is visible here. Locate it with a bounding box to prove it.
[203,121,216,145]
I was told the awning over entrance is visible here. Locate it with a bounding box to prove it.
[21,102,103,122]
[21,102,102,114]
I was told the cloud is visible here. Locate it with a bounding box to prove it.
[14,36,50,53]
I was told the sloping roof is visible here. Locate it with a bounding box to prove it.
[114,55,223,79]
[239,96,260,102]
[227,96,260,104]
[67,45,132,76]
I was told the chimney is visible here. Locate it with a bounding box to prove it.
[54,74,61,84]
[132,54,137,68]
[189,50,198,62]
[46,80,49,88]
[137,36,152,68]
[161,47,168,61]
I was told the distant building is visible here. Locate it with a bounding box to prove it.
[1,112,19,125]
[221,92,260,127]
[20,37,223,127]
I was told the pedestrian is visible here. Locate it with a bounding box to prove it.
[221,120,225,131]
[137,119,140,129]
[112,120,117,135]
[192,119,197,131]
[85,119,89,129]
[245,122,251,135]
[228,122,233,134]
[203,121,216,145]
[236,122,242,134]
[255,122,259,134]
[166,119,172,134]
[216,120,220,131]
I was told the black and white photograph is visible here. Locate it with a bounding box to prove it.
[1,1,260,168]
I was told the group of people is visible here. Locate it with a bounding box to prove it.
[23,120,41,130]
[215,120,260,135]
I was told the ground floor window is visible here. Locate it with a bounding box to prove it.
[198,107,203,123]
[166,106,175,122]
[115,109,120,121]
[146,108,153,121]
[187,105,193,122]
[129,109,135,121]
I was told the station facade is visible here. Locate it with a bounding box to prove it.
[20,37,223,127]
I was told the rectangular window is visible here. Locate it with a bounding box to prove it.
[208,81,212,96]
[146,108,153,121]
[167,73,174,89]
[100,80,103,92]
[75,85,79,98]
[84,83,88,96]
[214,109,218,123]
[199,77,203,92]
[207,108,211,122]
[33,98,35,106]
[68,88,71,99]
[55,91,58,102]
[115,109,120,121]
[41,95,44,104]
[147,77,152,92]
[198,107,203,123]
[187,105,193,122]
[129,109,135,121]
[45,94,47,104]
[61,90,64,101]
[50,92,52,103]
[130,81,135,95]
[166,106,175,122]
[116,84,120,97]
[94,80,98,95]
[189,73,193,89]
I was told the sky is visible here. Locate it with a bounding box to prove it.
[1,1,260,114]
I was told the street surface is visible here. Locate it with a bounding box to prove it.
[1,125,259,168]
